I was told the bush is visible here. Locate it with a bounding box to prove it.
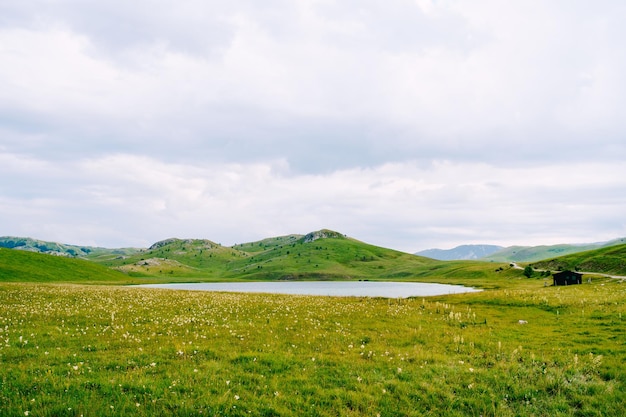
[523,265,534,278]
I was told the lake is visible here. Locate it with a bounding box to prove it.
[135,281,481,298]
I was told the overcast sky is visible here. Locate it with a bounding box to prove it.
[1,0,625,253]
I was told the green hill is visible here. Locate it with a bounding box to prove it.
[0,236,140,259]
[0,248,131,283]
[224,229,435,281]
[92,229,441,281]
[94,237,250,277]
[531,243,626,276]
[232,234,303,253]
[482,238,626,263]
[0,231,533,287]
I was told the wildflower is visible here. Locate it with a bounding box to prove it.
[24,412,30,416]
[234,395,240,400]
[397,367,402,374]
[226,380,230,385]
[150,362,156,367]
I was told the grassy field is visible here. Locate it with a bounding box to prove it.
[0,248,131,284]
[1,274,625,416]
[2,237,626,415]
[532,243,626,276]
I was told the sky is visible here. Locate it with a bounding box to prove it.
[1,0,625,253]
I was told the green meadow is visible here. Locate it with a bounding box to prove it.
[1,237,626,416]
[1,277,625,416]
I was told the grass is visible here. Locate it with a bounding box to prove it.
[0,248,131,284]
[482,238,626,263]
[91,231,439,282]
[532,243,626,276]
[0,236,140,259]
[2,233,626,415]
[1,276,625,416]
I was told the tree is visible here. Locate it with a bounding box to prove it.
[523,265,534,278]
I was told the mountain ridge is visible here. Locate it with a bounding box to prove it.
[483,238,626,263]
[416,245,503,261]
[2,233,625,268]
[2,231,625,282]
[0,236,140,258]
[417,238,626,262]
[87,229,435,281]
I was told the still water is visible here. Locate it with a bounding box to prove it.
[136,281,480,298]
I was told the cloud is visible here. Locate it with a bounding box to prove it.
[1,152,624,251]
[1,1,625,250]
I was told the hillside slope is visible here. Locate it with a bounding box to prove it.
[226,229,435,281]
[95,237,250,277]
[0,236,140,258]
[0,232,531,287]
[0,248,131,283]
[531,243,626,276]
[94,229,437,281]
[483,238,626,263]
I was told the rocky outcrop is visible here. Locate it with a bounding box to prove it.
[148,238,218,251]
[301,229,346,244]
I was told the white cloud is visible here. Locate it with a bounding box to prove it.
[1,152,624,251]
[1,1,625,250]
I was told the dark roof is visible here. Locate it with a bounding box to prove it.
[553,270,582,277]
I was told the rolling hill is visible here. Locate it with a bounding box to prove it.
[3,230,624,285]
[481,238,626,263]
[0,236,140,258]
[90,229,441,281]
[0,247,131,283]
[531,243,626,276]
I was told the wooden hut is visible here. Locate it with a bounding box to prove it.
[552,270,583,286]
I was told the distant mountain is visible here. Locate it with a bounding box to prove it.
[483,238,626,263]
[416,245,504,261]
[0,236,140,258]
